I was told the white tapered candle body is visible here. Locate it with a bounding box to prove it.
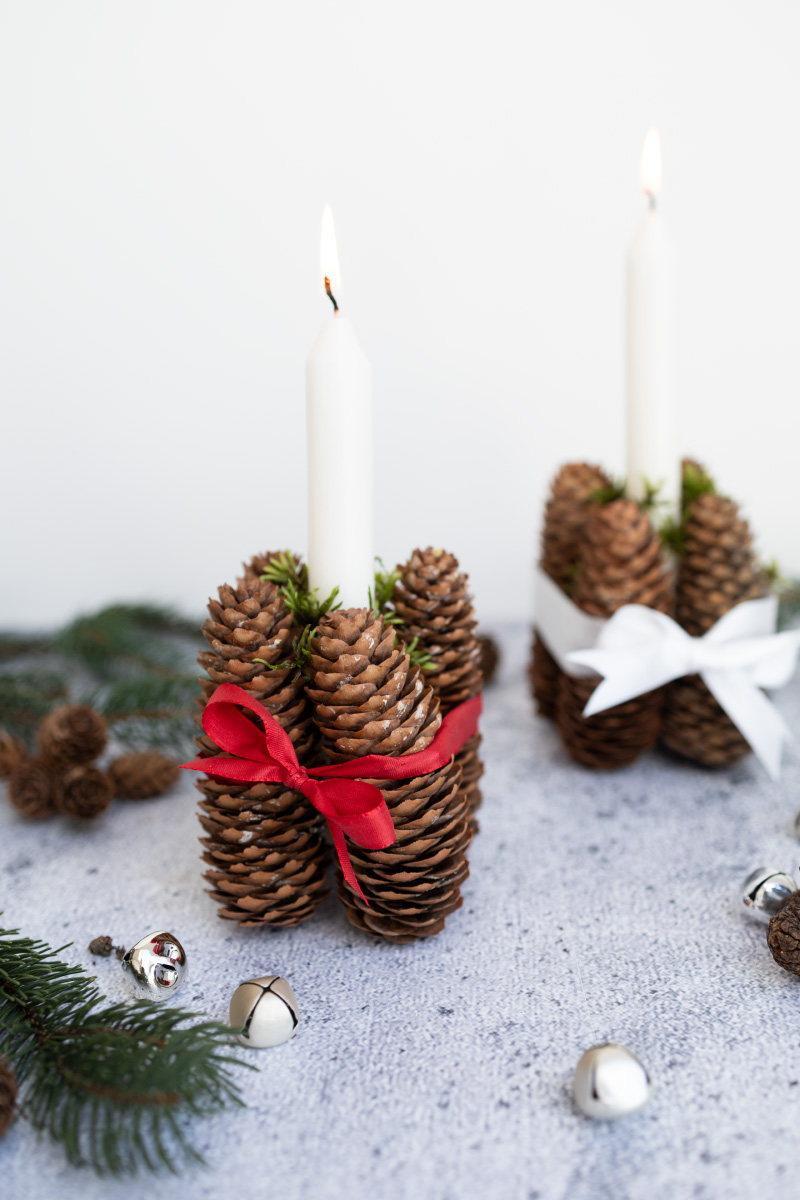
[626,205,676,513]
[305,315,374,608]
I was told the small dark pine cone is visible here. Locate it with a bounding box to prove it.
[58,766,114,820]
[0,731,27,778]
[38,704,107,770]
[478,634,500,686]
[0,1058,17,1139]
[7,759,62,819]
[108,750,180,799]
[767,891,800,975]
[88,936,114,957]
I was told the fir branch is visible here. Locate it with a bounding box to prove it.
[253,625,317,682]
[0,924,246,1176]
[589,478,627,506]
[403,635,436,674]
[0,672,70,741]
[0,633,51,663]
[371,558,401,615]
[54,606,193,681]
[258,550,308,592]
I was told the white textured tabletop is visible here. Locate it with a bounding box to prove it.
[3,624,800,1200]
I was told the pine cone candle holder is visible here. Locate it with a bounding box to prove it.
[555,498,673,769]
[661,487,770,768]
[196,573,329,928]
[306,608,470,944]
[393,548,484,823]
[530,463,612,719]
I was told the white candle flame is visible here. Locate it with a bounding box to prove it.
[319,204,342,304]
[640,128,662,200]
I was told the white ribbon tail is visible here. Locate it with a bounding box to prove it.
[566,646,687,717]
[702,667,794,782]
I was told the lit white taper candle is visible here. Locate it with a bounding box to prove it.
[305,206,374,608]
[626,129,677,517]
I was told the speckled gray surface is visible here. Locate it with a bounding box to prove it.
[3,623,800,1200]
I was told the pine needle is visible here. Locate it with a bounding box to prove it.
[0,924,247,1176]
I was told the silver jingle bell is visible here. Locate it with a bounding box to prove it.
[121,931,187,1001]
[573,1042,652,1121]
[229,976,299,1048]
[741,867,797,924]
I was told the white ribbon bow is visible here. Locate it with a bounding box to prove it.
[534,568,800,780]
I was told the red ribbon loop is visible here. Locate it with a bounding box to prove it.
[182,682,482,904]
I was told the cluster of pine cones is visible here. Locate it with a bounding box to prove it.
[195,548,490,943]
[530,460,771,770]
[0,705,179,820]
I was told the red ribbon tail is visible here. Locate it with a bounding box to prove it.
[329,822,368,906]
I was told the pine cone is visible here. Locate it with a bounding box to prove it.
[555,499,673,768]
[307,608,470,943]
[7,759,62,819]
[37,705,107,769]
[109,751,180,799]
[0,731,27,778]
[58,766,114,820]
[0,1058,17,1139]
[531,463,611,719]
[393,549,484,824]
[197,570,328,928]
[478,634,500,686]
[662,489,770,768]
[767,890,800,975]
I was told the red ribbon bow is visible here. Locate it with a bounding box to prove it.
[181,683,482,904]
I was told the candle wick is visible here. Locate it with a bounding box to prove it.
[324,277,339,313]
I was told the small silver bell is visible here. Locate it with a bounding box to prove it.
[741,867,797,923]
[229,976,299,1048]
[121,931,187,1000]
[573,1042,652,1121]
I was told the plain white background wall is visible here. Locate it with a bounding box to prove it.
[1,1,798,628]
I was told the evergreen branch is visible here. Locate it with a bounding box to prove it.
[372,559,401,614]
[258,550,309,592]
[0,925,247,1176]
[589,478,626,506]
[0,672,70,741]
[403,635,436,673]
[54,606,193,681]
[0,633,52,663]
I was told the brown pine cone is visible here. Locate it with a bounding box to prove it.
[37,705,107,770]
[393,548,482,712]
[529,632,560,721]
[197,566,328,928]
[767,891,800,975]
[0,731,27,778]
[392,548,484,825]
[88,935,115,957]
[109,751,180,799]
[661,484,770,768]
[478,634,500,687]
[555,498,673,769]
[531,462,612,720]
[7,759,62,819]
[539,462,613,591]
[307,608,470,944]
[58,766,114,820]
[0,1058,17,1139]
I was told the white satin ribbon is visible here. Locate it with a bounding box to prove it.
[534,567,800,780]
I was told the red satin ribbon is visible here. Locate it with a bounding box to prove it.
[181,683,482,904]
